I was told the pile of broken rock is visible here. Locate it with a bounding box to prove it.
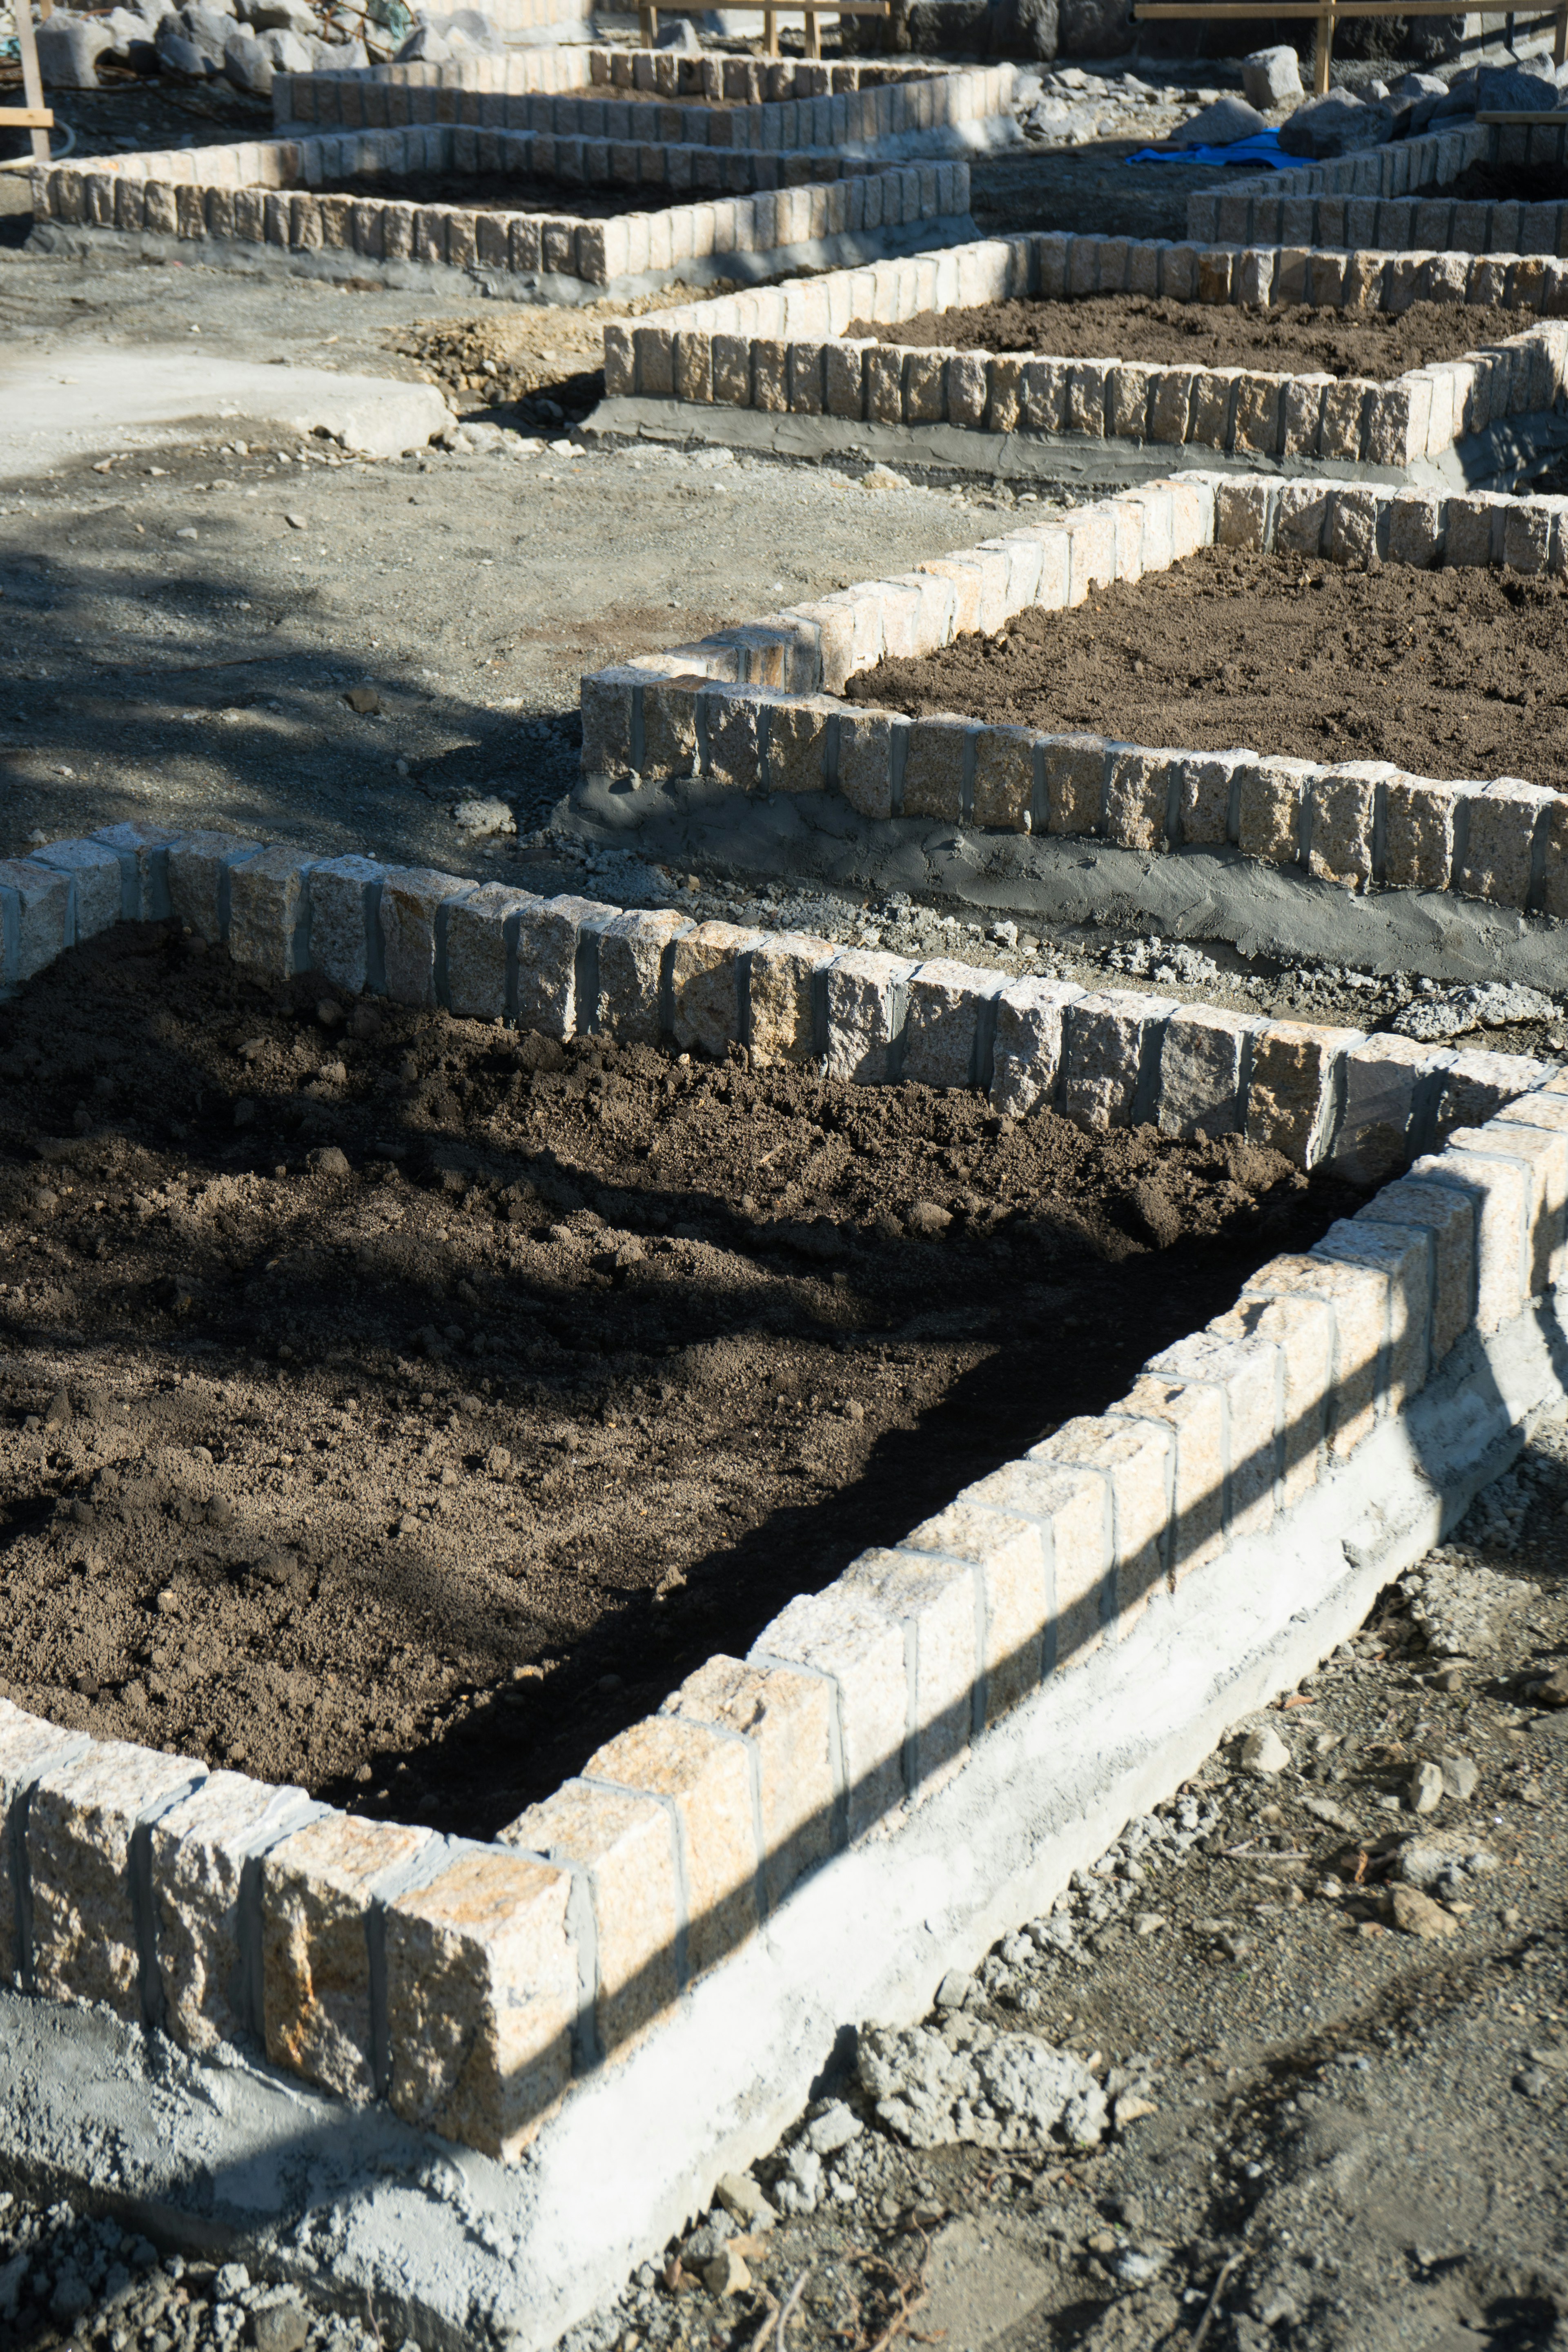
[32,0,498,95]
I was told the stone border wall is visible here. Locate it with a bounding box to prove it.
[274,53,1020,162]
[1,813,1566,2172]
[1187,119,1568,256]
[0,811,1564,2169]
[579,470,1568,915]
[29,134,964,292]
[601,230,1568,468]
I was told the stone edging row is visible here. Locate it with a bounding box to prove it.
[29,137,962,290]
[579,470,1568,915]
[273,53,1019,160]
[1187,120,1568,256]
[602,231,1568,470]
[0,819,1565,2167]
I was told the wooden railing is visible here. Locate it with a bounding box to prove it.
[637,0,891,57]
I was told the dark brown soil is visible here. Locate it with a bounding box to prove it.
[846,545,1568,782]
[318,171,658,220]
[841,294,1534,378]
[0,925,1355,1842]
[1423,157,1568,208]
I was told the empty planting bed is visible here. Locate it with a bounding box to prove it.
[846,541,1568,787]
[3,808,1568,2350]
[850,294,1540,376]
[583,470,1568,919]
[597,231,1568,483]
[1190,118,1568,261]
[0,924,1348,1851]
[272,53,1023,164]
[28,135,968,302]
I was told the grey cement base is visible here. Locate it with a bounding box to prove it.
[565,773,1568,991]
[583,393,1568,494]
[23,214,977,309]
[3,1294,1563,2352]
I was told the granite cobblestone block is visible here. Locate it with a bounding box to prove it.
[29,1742,207,2019]
[385,1846,577,2158]
[842,1547,980,1792]
[1353,1177,1476,1366]
[1029,1415,1172,1637]
[151,1773,317,2056]
[1312,1216,1432,1413]
[38,835,145,943]
[1143,1330,1282,1546]
[1241,1254,1389,1458]
[0,860,75,984]
[224,843,316,981]
[902,958,1003,1089]
[662,1657,836,1913]
[989,977,1084,1117]
[0,1704,89,1990]
[582,1718,757,1979]
[1445,1117,1568,1301]
[1062,990,1177,1132]
[501,1778,682,2056]
[1247,1022,1364,1168]
[261,1812,431,2101]
[898,1499,1049,1721]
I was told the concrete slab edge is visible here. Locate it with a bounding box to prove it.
[584,390,1568,491]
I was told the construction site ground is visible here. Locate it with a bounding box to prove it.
[2,83,1567,2352]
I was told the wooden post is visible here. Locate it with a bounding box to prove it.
[1556,0,1567,65]
[1313,2,1333,89]
[4,0,54,165]
[803,6,821,53]
[763,4,778,48]
[639,2,657,42]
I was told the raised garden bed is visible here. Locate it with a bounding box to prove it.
[1189,118,1568,258]
[846,292,1539,374]
[0,922,1350,1845]
[29,134,965,301]
[844,540,1568,786]
[0,809,1562,2235]
[272,52,1023,163]
[580,470,1568,915]
[598,230,1568,477]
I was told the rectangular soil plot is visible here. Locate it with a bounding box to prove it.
[1186,118,1568,261]
[846,543,1568,791]
[602,229,1568,472]
[583,469,1568,916]
[33,134,967,302]
[0,922,1357,1845]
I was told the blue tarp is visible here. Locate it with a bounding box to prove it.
[1125,128,1292,168]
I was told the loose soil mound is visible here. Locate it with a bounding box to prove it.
[845,546,1568,782]
[318,171,659,220]
[841,294,1534,377]
[0,927,1354,1841]
[1424,157,1568,207]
